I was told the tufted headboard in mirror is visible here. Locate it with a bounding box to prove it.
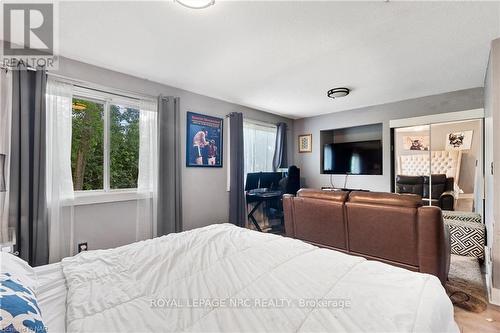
[398,150,462,184]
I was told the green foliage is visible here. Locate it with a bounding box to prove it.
[71,98,104,191]
[71,98,140,191]
[110,105,139,189]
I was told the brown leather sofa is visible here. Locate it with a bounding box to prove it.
[283,189,450,284]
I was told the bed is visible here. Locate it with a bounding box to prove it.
[9,224,458,332]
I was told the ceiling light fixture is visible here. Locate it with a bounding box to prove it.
[327,87,350,99]
[174,0,215,9]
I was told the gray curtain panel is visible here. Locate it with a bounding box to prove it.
[228,112,246,227]
[157,96,182,235]
[9,66,48,266]
[272,122,288,171]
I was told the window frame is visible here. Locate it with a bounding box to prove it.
[71,86,143,198]
[243,119,277,176]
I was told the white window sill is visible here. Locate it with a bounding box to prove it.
[63,190,152,206]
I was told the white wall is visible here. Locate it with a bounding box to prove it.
[53,57,294,252]
[293,88,484,192]
[484,38,500,302]
[72,201,137,252]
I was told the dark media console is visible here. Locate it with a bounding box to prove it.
[320,187,370,192]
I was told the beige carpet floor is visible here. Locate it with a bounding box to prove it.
[446,254,488,313]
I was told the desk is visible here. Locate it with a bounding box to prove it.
[246,191,283,232]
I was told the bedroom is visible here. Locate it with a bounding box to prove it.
[1,1,500,332]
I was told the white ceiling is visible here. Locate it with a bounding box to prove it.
[56,1,500,118]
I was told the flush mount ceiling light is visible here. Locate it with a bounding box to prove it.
[174,0,215,9]
[327,87,350,99]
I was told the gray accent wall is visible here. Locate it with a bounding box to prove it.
[293,88,484,192]
[52,57,293,252]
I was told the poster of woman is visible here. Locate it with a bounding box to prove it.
[186,112,223,167]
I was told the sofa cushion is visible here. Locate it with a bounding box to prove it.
[346,201,419,266]
[423,174,447,200]
[293,195,348,250]
[297,189,348,202]
[349,191,422,208]
[395,175,424,196]
[443,211,484,259]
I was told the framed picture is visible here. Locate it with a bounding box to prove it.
[402,136,429,151]
[186,112,223,167]
[298,134,312,153]
[445,130,473,151]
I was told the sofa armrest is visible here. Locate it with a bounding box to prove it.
[417,206,450,285]
[443,222,451,281]
[283,194,295,238]
[445,177,455,192]
[439,190,455,211]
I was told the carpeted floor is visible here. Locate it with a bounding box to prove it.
[446,254,488,313]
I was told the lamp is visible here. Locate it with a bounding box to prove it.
[0,154,5,192]
[327,87,350,99]
[174,0,215,9]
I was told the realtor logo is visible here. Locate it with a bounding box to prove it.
[2,3,58,69]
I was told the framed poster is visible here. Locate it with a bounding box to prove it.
[402,136,430,151]
[186,112,223,167]
[445,130,473,151]
[298,134,312,153]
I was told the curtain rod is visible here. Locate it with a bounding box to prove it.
[0,66,158,101]
[225,114,288,130]
[73,83,142,102]
[243,117,278,129]
[47,72,158,101]
[0,65,37,72]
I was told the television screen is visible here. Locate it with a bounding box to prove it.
[323,140,382,175]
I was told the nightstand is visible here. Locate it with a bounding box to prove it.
[455,193,474,212]
[0,242,18,255]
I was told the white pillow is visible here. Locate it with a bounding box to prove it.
[0,252,38,291]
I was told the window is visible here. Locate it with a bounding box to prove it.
[71,90,141,192]
[71,98,104,190]
[243,121,277,176]
[109,104,139,189]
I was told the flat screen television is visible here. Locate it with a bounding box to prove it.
[322,140,382,175]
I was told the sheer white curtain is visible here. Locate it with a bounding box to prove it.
[136,100,158,240]
[0,70,12,243]
[243,121,277,177]
[46,78,75,263]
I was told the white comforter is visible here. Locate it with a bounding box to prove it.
[61,224,458,333]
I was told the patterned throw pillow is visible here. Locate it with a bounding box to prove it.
[0,272,46,333]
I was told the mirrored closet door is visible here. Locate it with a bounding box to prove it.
[393,125,433,206]
[392,113,485,260]
[429,119,483,215]
[393,118,483,215]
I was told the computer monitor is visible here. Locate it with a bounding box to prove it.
[245,172,261,191]
[259,172,283,190]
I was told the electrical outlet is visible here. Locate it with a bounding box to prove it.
[78,242,88,253]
